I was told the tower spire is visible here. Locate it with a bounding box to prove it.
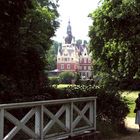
[67,19,72,36]
[65,19,72,44]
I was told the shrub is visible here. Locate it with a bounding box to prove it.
[49,76,59,86]
[59,84,129,135]
[59,71,75,84]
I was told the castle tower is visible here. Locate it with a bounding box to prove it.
[65,20,73,44]
[57,21,92,79]
[67,20,72,36]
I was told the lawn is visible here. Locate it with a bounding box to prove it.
[57,84,73,88]
[122,91,139,117]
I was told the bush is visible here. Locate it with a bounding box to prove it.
[49,76,59,86]
[58,84,129,135]
[119,78,140,90]
[59,71,75,84]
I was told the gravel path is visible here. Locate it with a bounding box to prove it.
[111,117,140,140]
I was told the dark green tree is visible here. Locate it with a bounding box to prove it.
[47,41,61,70]
[89,0,140,89]
[59,71,75,84]
[0,0,59,97]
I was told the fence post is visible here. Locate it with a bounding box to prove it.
[35,105,43,140]
[89,101,94,125]
[65,104,71,131]
[0,109,4,140]
[93,99,96,130]
[70,102,74,136]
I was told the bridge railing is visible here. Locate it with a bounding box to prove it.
[0,96,97,140]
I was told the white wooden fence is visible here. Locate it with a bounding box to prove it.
[0,97,97,140]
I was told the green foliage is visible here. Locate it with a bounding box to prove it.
[0,0,59,97]
[89,0,140,88]
[47,41,61,70]
[59,85,129,133]
[59,71,75,84]
[74,72,81,85]
[57,84,71,89]
[97,119,119,139]
[0,85,60,103]
[122,91,139,117]
[97,90,129,124]
[49,76,59,86]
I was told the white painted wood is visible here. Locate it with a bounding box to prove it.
[35,106,43,140]
[0,109,4,140]
[45,133,70,140]
[72,103,91,129]
[43,105,68,136]
[71,127,94,135]
[89,101,94,124]
[74,126,94,132]
[0,97,97,140]
[70,102,74,137]
[65,104,70,130]
[0,97,97,109]
[4,108,38,140]
[94,99,97,130]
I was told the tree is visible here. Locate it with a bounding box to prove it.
[0,0,33,94]
[89,0,140,88]
[18,0,59,93]
[59,71,75,84]
[0,0,59,96]
[47,41,61,70]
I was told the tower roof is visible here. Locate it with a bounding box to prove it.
[65,20,72,44]
[67,20,72,35]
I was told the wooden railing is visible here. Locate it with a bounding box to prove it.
[0,97,97,140]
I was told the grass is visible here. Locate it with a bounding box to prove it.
[57,84,73,89]
[122,91,139,117]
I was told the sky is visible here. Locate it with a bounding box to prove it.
[54,0,100,42]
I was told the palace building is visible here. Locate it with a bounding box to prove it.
[57,21,92,79]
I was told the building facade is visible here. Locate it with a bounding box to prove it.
[57,21,92,79]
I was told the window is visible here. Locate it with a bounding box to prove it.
[80,58,82,63]
[87,72,88,78]
[88,66,91,70]
[84,66,86,70]
[61,64,64,69]
[81,72,85,76]
[81,72,86,79]
[67,64,70,69]
[84,58,87,63]
[64,53,68,56]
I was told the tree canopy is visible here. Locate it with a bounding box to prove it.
[47,41,61,70]
[0,0,59,95]
[89,0,140,88]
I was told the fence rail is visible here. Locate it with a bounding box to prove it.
[0,96,97,140]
